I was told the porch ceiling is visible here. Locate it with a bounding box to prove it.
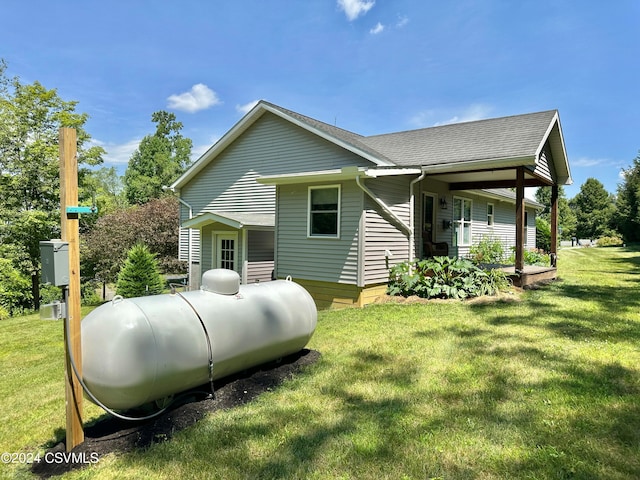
[431,167,549,190]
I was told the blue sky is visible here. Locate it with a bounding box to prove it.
[2,0,639,199]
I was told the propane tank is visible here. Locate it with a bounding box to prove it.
[81,270,317,410]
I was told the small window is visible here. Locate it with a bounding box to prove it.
[487,203,495,226]
[308,185,340,237]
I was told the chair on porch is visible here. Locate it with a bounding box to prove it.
[423,239,449,257]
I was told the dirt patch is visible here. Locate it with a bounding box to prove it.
[31,349,320,479]
[374,290,522,306]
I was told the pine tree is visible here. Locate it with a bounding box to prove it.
[115,244,164,298]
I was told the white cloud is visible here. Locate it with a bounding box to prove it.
[94,138,141,165]
[370,22,384,34]
[396,15,409,28]
[167,84,221,113]
[235,100,260,115]
[337,0,375,21]
[433,104,493,126]
[409,104,493,128]
[572,157,606,168]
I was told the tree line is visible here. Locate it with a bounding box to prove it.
[535,159,640,250]
[0,60,191,317]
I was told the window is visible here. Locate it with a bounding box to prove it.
[453,197,472,246]
[524,211,529,246]
[487,203,495,226]
[308,185,340,237]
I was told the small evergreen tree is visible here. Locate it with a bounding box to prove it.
[115,244,164,298]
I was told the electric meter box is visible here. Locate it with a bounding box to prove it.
[40,240,70,287]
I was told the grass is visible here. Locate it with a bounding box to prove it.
[1,246,640,479]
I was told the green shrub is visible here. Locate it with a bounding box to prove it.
[0,305,9,321]
[506,247,551,266]
[469,235,505,264]
[0,258,32,316]
[116,244,164,298]
[81,280,102,306]
[596,235,624,247]
[388,257,510,300]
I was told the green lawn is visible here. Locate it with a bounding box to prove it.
[1,246,639,479]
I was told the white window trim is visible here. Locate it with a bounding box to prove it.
[453,196,473,246]
[487,202,495,226]
[307,184,341,239]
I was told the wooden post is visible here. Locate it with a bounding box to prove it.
[515,167,525,273]
[550,185,559,267]
[59,128,84,451]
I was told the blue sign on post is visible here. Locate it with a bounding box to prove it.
[66,206,98,214]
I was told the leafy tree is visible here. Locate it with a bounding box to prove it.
[616,152,640,242]
[570,178,616,239]
[535,185,576,240]
[0,257,32,316]
[115,244,164,298]
[535,216,551,252]
[83,196,185,284]
[124,111,192,205]
[0,59,104,309]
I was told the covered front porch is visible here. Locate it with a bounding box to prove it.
[182,211,275,287]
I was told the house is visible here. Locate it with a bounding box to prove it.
[170,101,571,308]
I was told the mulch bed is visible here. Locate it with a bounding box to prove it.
[32,349,320,479]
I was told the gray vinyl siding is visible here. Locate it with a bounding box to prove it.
[246,230,274,283]
[528,142,556,184]
[362,176,412,285]
[180,113,371,284]
[179,112,371,267]
[275,181,361,284]
[180,113,369,215]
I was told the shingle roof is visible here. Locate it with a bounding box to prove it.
[361,110,558,167]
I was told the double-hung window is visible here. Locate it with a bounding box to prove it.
[308,185,340,238]
[453,197,472,246]
[487,203,495,226]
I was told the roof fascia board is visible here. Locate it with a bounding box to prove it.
[183,212,243,229]
[421,155,535,174]
[257,166,422,185]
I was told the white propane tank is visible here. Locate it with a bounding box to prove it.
[81,270,317,410]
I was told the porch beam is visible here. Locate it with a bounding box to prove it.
[448,178,547,190]
[515,167,525,273]
[550,185,558,267]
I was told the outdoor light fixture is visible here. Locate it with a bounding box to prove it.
[440,197,447,209]
[442,219,452,229]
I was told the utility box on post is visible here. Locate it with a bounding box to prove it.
[40,240,70,287]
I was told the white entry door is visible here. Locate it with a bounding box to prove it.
[215,233,238,271]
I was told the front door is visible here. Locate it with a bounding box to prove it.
[215,233,237,270]
[422,193,436,242]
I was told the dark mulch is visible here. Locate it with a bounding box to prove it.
[31,349,320,479]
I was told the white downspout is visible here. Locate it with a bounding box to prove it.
[355,175,411,236]
[409,171,427,262]
[177,197,193,289]
[164,186,194,289]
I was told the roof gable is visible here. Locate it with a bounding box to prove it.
[172,101,571,190]
[171,100,392,190]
